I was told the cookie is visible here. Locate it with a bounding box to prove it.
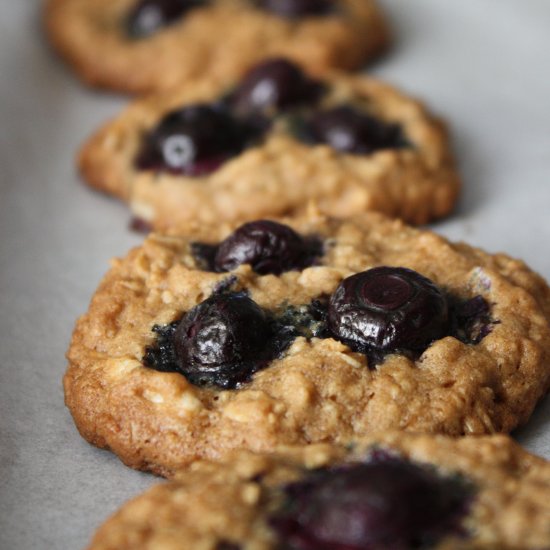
[87,433,550,549]
[78,59,460,230]
[44,0,389,94]
[64,212,550,476]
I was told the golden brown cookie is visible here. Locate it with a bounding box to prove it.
[87,433,550,549]
[44,0,389,94]
[78,62,460,230]
[65,213,550,476]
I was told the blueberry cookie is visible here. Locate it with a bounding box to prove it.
[65,213,550,475]
[44,0,389,94]
[87,433,550,549]
[78,59,460,229]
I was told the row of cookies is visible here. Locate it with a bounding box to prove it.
[45,0,550,548]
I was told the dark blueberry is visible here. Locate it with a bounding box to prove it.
[143,289,328,388]
[270,458,471,549]
[126,0,205,38]
[450,294,496,345]
[328,267,449,356]
[300,105,408,155]
[231,59,325,115]
[258,0,333,18]
[173,292,272,388]
[272,296,329,342]
[143,320,180,373]
[190,241,219,271]
[213,220,322,275]
[129,217,153,233]
[135,104,264,176]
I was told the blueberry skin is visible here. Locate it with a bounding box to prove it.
[258,0,333,18]
[271,458,470,549]
[173,292,272,388]
[143,289,325,389]
[231,59,325,115]
[303,105,408,155]
[135,104,262,176]
[214,220,315,275]
[126,0,205,38]
[328,267,449,354]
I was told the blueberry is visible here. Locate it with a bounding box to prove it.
[450,295,495,345]
[301,105,407,155]
[126,0,204,38]
[328,267,449,355]
[173,292,272,388]
[271,458,470,549]
[143,289,327,388]
[258,0,333,18]
[213,220,321,275]
[135,104,263,176]
[231,59,325,115]
[129,217,153,234]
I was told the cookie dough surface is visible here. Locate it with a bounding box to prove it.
[45,0,389,94]
[87,433,550,550]
[79,70,460,229]
[65,213,550,476]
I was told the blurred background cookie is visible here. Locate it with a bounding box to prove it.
[44,0,389,94]
[87,433,550,549]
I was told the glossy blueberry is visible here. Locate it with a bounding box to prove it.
[302,105,407,155]
[144,289,329,388]
[213,220,321,275]
[173,292,272,388]
[271,457,470,549]
[135,104,263,176]
[231,59,325,115]
[328,267,449,355]
[126,0,204,38]
[258,0,333,18]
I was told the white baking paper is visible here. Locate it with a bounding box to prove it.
[1,1,549,548]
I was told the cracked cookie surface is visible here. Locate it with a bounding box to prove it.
[79,67,460,230]
[87,433,550,550]
[45,0,389,94]
[65,213,550,476]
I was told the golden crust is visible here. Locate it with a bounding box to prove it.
[87,433,550,549]
[78,71,460,229]
[65,213,550,476]
[44,0,390,94]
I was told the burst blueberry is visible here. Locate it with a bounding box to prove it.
[143,289,328,388]
[328,266,449,355]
